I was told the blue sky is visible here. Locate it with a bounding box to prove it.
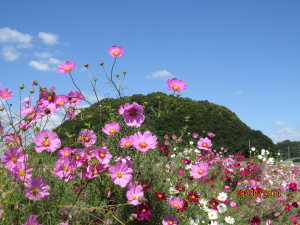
[0,0,300,145]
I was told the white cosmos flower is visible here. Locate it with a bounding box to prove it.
[203,206,211,212]
[169,187,179,195]
[267,158,274,165]
[194,149,200,153]
[173,147,176,151]
[217,203,227,213]
[211,222,224,225]
[251,147,255,151]
[208,210,218,220]
[217,192,228,201]
[190,215,201,225]
[199,199,208,207]
[261,149,265,155]
[225,216,235,224]
[165,164,170,169]
[277,152,280,155]
[190,141,194,145]
[266,150,269,155]
[185,164,192,170]
[170,154,176,158]
[258,155,262,159]
[262,157,266,161]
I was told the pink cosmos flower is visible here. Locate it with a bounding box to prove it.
[20,97,34,104]
[108,45,124,58]
[33,130,61,153]
[20,105,35,116]
[0,87,13,100]
[22,214,42,225]
[0,125,3,136]
[207,132,215,137]
[55,94,69,107]
[95,147,112,166]
[131,131,158,153]
[86,164,104,179]
[109,161,133,188]
[1,146,28,172]
[135,203,152,220]
[0,203,3,218]
[18,121,31,131]
[120,136,133,148]
[53,158,76,182]
[58,147,73,159]
[126,185,144,205]
[197,137,212,150]
[13,162,33,182]
[118,102,145,128]
[115,156,133,168]
[172,135,177,139]
[78,129,97,147]
[57,61,76,74]
[68,90,84,107]
[102,122,120,136]
[193,133,199,138]
[169,197,184,210]
[167,78,187,93]
[189,162,209,179]
[25,177,50,201]
[66,107,76,120]
[164,135,169,139]
[230,202,236,207]
[162,214,179,225]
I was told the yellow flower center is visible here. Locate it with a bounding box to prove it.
[12,157,17,162]
[173,85,179,90]
[110,129,116,133]
[125,142,130,146]
[192,195,195,199]
[59,101,64,105]
[199,169,204,174]
[203,143,207,147]
[89,152,93,156]
[211,214,214,217]
[84,137,90,142]
[48,96,52,101]
[117,172,122,178]
[64,166,69,172]
[76,156,80,160]
[73,98,77,103]
[221,196,224,199]
[78,137,83,141]
[65,67,71,71]
[169,221,174,225]
[173,203,178,207]
[179,188,182,190]
[159,194,162,198]
[27,110,32,114]
[129,108,137,116]
[200,203,204,207]
[3,94,7,98]
[93,170,98,175]
[34,112,37,117]
[0,130,2,134]
[132,196,136,200]
[43,141,50,146]
[142,209,146,213]
[32,188,39,194]
[64,153,69,156]
[113,51,119,56]
[19,170,25,176]
[100,153,105,158]
[141,142,146,147]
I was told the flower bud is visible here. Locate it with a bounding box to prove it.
[100,62,104,66]
[84,63,89,67]
[36,127,40,132]
[143,102,148,105]
[177,93,181,97]
[30,89,35,93]
[123,71,127,74]
[94,78,97,81]
[0,107,3,111]
[9,122,13,125]
[116,74,119,78]
[33,81,39,86]
[19,84,25,89]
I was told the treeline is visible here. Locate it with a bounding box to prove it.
[274,140,300,161]
[53,92,278,157]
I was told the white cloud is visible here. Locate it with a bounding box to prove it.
[34,52,53,58]
[270,128,300,144]
[82,92,105,103]
[0,27,32,49]
[146,70,174,80]
[235,91,242,95]
[1,45,21,61]
[273,121,287,126]
[47,58,61,65]
[38,32,59,46]
[80,67,87,72]
[28,61,50,71]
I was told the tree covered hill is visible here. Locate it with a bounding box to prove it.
[53,92,278,156]
[274,140,300,160]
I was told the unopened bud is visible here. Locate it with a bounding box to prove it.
[143,102,148,105]
[36,127,40,131]
[30,89,35,93]
[123,71,127,74]
[84,63,89,67]
[94,78,98,81]
[177,93,181,97]
[19,84,25,89]
[108,211,113,215]
[0,107,3,111]
[116,74,119,78]
[106,188,110,192]
[9,122,13,125]
[33,81,39,86]
[100,62,104,66]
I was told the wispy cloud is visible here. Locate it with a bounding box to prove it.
[269,128,300,144]
[38,32,59,46]
[34,52,53,58]
[273,121,287,127]
[235,91,242,95]
[82,92,105,103]
[28,57,62,71]
[1,45,21,61]
[146,70,174,80]
[0,27,33,49]
[80,67,87,72]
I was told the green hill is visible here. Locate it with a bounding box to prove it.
[274,140,300,161]
[53,92,278,156]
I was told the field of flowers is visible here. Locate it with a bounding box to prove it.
[0,45,299,225]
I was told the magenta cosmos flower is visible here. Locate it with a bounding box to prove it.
[25,177,50,201]
[162,214,179,225]
[135,203,152,220]
[250,216,261,225]
[102,122,120,136]
[190,162,209,179]
[33,130,61,153]
[20,97,34,104]
[13,162,33,182]
[119,102,145,128]
[126,184,144,206]
[0,87,13,100]
[57,61,76,74]
[68,90,84,107]
[108,45,124,57]
[167,78,187,93]
[1,146,28,172]
[22,214,42,225]
[109,161,133,188]
[78,129,97,147]
[120,136,133,148]
[197,137,212,150]
[52,158,76,182]
[169,197,184,210]
[94,147,112,165]
[207,132,215,137]
[131,131,158,153]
